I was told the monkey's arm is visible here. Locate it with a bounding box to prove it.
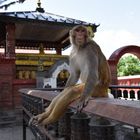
[65,69,80,87]
[65,56,80,87]
[77,56,99,111]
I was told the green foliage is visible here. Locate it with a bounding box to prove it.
[117,54,140,76]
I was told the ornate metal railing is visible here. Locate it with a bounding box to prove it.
[20,85,140,140]
[109,85,140,100]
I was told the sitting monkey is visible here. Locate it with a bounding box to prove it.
[30,25,111,126]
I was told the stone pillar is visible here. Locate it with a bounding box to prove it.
[58,108,74,139]
[6,23,16,58]
[108,59,118,85]
[0,23,16,109]
[71,112,91,140]
[89,117,116,140]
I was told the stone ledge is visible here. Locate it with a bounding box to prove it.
[19,88,140,128]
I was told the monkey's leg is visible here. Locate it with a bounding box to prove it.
[33,87,72,124]
[40,84,85,125]
[29,99,57,126]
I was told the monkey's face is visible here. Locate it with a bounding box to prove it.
[74,28,87,46]
[70,25,90,47]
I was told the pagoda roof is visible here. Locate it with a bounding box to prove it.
[0,11,99,50]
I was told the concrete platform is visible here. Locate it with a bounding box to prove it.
[0,124,34,140]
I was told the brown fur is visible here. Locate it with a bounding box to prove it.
[30,25,111,125]
[66,25,110,99]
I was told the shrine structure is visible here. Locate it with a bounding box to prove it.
[0,5,98,109]
[1,1,140,111]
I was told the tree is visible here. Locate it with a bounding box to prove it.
[117,54,140,76]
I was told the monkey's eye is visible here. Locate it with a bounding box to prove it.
[75,29,85,32]
[81,29,85,32]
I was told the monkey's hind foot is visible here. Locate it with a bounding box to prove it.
[29,113,50,126]
[77,96,91,112]
[29,116,39,126]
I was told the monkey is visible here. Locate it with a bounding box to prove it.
[65,25,111,110]
[29,25,111,126]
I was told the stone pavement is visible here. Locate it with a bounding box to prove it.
[0,124,34,140]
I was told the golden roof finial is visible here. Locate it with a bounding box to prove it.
[36,0,45,13]
[37,0,41,8]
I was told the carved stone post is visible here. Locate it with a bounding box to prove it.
[71,112,91,140]
[58,108,74,139]
[89,117,116,140]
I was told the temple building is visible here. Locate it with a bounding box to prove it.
[0,3,98,109]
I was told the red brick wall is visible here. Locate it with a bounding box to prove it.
[0,59,15,109]
[0,58,36,109]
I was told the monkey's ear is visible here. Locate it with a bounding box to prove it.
[87,26,94,38]
[87,30,91,37]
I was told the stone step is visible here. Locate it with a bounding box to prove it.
[0,116,16,121]
[0,109,23,127]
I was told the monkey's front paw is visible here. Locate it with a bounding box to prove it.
[77,96,90,112]
[77,101,85,112]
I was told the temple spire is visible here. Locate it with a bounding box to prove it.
[36,0,45,13]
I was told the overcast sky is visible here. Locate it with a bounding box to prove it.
[0,0,140,59]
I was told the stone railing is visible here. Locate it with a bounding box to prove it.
[110,85,140,100]
[19,86,140,140]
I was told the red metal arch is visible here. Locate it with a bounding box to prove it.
[109,45,140,63]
